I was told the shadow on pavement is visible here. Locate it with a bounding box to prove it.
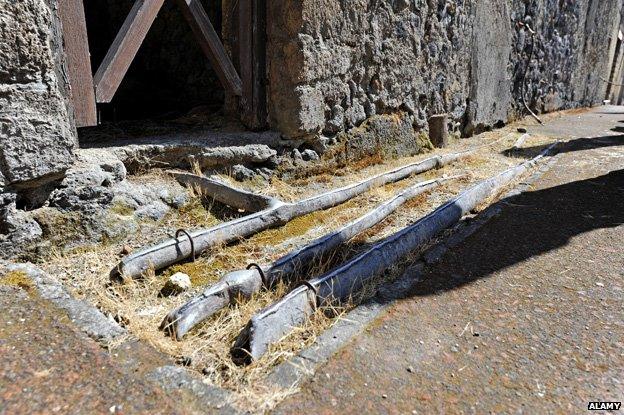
[409,167,624,298]
[503,134,624,159]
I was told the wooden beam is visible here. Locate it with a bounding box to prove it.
[58,0,97,126]
[239,0,253,119]
[93,0,165,103]
[176,0,242,96]
[251,0,267,127]
[238,0,267,129]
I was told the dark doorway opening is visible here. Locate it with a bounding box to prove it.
[83,0,225,123]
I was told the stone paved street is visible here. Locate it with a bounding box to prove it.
[0,286,186,414]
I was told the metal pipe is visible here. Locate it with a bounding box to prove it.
[169,170,282,212]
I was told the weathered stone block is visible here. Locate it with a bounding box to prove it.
[0,0,77,189]
[465,0,512,135]
[428,114,449,148]
[338,112,428,162]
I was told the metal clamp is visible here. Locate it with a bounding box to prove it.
[297,280,319,306]
[246,263,268,286]
[175,229,196,262]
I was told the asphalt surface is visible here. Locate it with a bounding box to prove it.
[276,108,624,414]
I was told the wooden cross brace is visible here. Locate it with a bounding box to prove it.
[93,0,243,104]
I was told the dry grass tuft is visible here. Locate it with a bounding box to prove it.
[351,152,385,170]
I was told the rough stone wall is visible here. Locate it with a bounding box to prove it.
[267,0,474,141]
[466,0,511,135]
[605,10,624,105]
[511,0,622,114]
[267,0,623,146]
[0,0,77,189]
[608,31,624,105]
[572,0,622,106]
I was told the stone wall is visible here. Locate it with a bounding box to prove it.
[267,0,623,147]
[0,0,77,190]
[511,0,622,113]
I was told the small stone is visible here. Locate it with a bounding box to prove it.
[291,148,303,161]
[407,366,415,373]
[428,114,449,148]
[134,201,169,221]
[170,194,189,209]
[310,136,332,154]
[120,245,132,255]
[595,282,604,287]
[256,167,274,180]
[162,272,192,296]
[517,127,528,133]
[382,394,388,399]
[176,356,192,366]
[231,165,256,182]
[301,149,320,162]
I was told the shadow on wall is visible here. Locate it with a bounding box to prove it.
[408,135,624,299]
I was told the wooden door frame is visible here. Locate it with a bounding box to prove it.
[58,0,97,127]
[237,0,268,129]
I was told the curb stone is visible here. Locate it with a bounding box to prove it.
[0,262,239,413]
[147,366,238,414]
[0,262,126,343]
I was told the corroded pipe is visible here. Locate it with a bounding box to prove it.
[169,170,282,212]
